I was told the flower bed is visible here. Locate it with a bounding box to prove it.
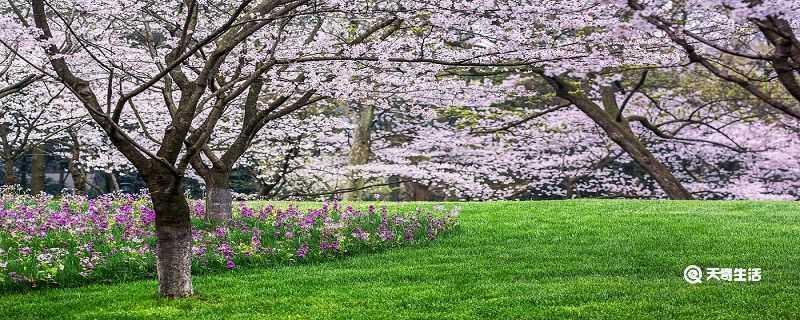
[0,192,459,291]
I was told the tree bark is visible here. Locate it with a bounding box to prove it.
[106,171,120,193]
[547,78,693,200]
[203,169,233,223]
[68,162,88,195]
[1,124,15,186]
[67,131,87,195]
[403,181,433,201]
[146,164,193,298]
[757,20,800,108]
[346,104,375,201]
[563,176,578,199]
[600,122,693,199]
[30,144,46,194]
[3,159,16,186]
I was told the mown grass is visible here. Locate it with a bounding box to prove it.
[2,200,799,319]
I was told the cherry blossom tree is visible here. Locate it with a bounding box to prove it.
[11,0,340,297]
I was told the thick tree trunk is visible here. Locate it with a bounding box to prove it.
[346,104,375,201]
[579,104,692,199]
[602,125,693,199]
[403,181,433,201]
[146,166,193,298]
[30,145,46,194]
[758,21,800,109]
[3,159,16,186]
[204,170,232,223]
[549,80,693,200]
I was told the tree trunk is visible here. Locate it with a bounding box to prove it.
[18,157,30,189]
[146,165,193,298]
[549,80,693,200]
[106,171,120,193]
[3,159,16,186]
[606,127,692,198]
[403,181,433,201]
[204,170,232,223]
[563,176,578,199]
[0,124,14,186]
[67,132,87,195]
[70,167,88,195]
[578,101,693,199]
[30,144,46,194]
[346,104,375,201]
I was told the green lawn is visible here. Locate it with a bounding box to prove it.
[2,200,800,319]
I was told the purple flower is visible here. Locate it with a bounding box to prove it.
[300,211,320,231]
[239,202,255,218]
[214,226,228,238]
[119,202,134,216]
[259,204,273,220]
[273,210,290,228]
[295,244,309,259]
[193,201,206,218]
[351,228,370,241]
[404,227,416,241]
[426,215,442,240]
[218,243,233,257]
[320,241,340,252]
[378,208,394,241]
[192,246,206,256]
[59,200,72,215]
[140,206,156,226]
[87,201,109,231]
[251,230,262,251]
[114,212,131,226]
[225,259,236,270]
[378,225,394,241]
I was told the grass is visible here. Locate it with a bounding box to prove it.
[2,200,799,319]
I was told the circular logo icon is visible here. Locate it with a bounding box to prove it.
[683,265,703,284]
